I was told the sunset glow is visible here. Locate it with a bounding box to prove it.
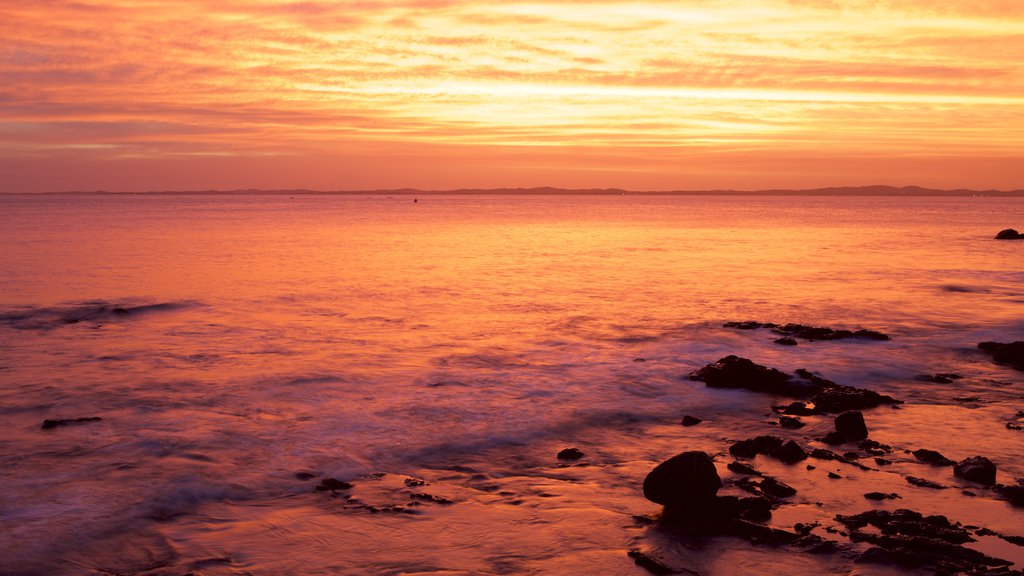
[2,1,1023,191]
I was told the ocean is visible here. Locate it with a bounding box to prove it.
[1,194,1022,575]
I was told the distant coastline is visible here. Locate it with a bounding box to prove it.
[4,185,1024,197]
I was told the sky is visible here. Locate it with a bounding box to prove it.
[1,0,1022,192]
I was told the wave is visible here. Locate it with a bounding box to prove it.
[0,299,199,330]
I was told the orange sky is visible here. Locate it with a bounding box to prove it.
[1,1,1022,192]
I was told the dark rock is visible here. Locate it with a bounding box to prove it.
[875,458,891,466]
[627,549,677,575]
[864,492,900,500]
[842,451,861,460]
[995,228,1023,240]
[915,373,963,384]
[643,451,721,510]
[834,508,1018,574]
[821,432,847,445]
[810,448,841,461]
[996,482,1024,506]
[913,449,955,466]
[727,461,762,476]
[775,401,817,416]
[404,478,425,487]
[778,416,804,429]
[954,456,996,485]
[723,321,776,330]
[557,447,585,460]
[978,341,1024,371]
[828,472,842,479]
[859,439,892,455]
[774,337,798,346]
[810,383,901,413]
[680,415,702,427]
[906,476,947,489]
[730,435,806,463]
[760,477,798,498]
[689,355,799,394]
[41,416,102,429]
[409,493,453,505]
[772,323,891,341]
[834,411,869,441]
[316,478,353,491]
[294,472,316,481]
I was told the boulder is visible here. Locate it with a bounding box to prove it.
[680,415,702,427]
[643,451,721,510]
[835,411,869,441]
[995,228,1022,240]
[954,456,996,485]
[730,435,807,463]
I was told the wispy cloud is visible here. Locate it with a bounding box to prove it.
[1,0,1021,190]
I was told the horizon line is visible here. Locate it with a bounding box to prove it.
[3,184,1024,197]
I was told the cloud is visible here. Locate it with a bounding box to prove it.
[0,1,1021,190]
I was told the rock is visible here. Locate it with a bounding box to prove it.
[774,337,798,346]
[692,357,901,412]
[864,492,900,500]
[779,415,804,429]
[906,476,947,489]
[643,451,721,510]
[828,472,842,479]
[915,373,963,384]
[409,492,453,505]
[978,341,1024,371]
[760,476,798,498]
[913,448,955,466]
[772,323,891,341]
[775,401,817,416]
[996,482,1024,506]
[875,457,891,466]
[626,549,676,575]
[727,461,762,476]
[723,320,776,330]
[680,415,702,427]
[834,411,869,441]
[953,456,996,485]
[689,355,799,394]
[294,472,316,481]
[557,447,585,460]
[315,478,353,491]
[995,228,1023,240]
[859,439,891,455]
[730,435,807,463]
[836,508,1016,574]
[40,416,102,429]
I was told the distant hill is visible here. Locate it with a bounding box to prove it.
[11,185,1024,196]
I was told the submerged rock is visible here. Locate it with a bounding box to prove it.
[977,341,1024,371]
[954,456,997,485]
[778,415,804,429]
[557,447,585,460]
[774,337,798,346]
[315,478,353,492]
[41,416,102,429]
[680,415,702,427]
[723,321,891,341]
[995,228,1023,240]
[626,549,677,575]
[913,449,956,466]
[643,451,721,510]
[915,373,963,384]
[727,461,762,476]
[996,482,1024,507]
[864,492,901,500]
[906,476,947,490]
